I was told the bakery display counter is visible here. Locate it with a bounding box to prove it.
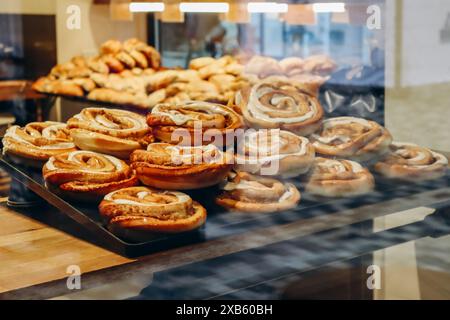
[0,173,448,299]
[1,0,449,301]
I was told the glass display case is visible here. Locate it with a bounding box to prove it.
[0,0,448,301]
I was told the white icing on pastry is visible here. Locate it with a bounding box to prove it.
[76,108,147,132]
[4,124,76,150]
[318,159,364,173]
[45,150,124,172]
[151,101,231,126]
[391,142,448,167]
[104,189,190,206]
[221,178,294,203]
[243,130,310,163]
[246,82,319,124]
[311,117,372,145]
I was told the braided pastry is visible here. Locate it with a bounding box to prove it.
[67,108,153,159]
[310,117,392,163]
[99,186,206,241]
[235,129,315,177]
[216,171,300,213]
[305,157,374,197]
[374,142,448,181]
[148,101,243,146]
[2,122,77,167]
[130,143,232,190]
[43,150,138,202]
[238,77,323,136]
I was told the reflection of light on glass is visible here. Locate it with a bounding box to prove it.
[247,2,289,13]
[179,2,229,13]
[312,2,345,13]
[129,2,165,12]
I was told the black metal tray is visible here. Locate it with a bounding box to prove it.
[1,149,449,258]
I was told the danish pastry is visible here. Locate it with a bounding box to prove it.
[148,101,243,146]
[310,117,392,163]
[216,171,300,213]
[99,186,206,241]
[67,108,153,159]
[279,57,304,76]
[43,150,138,202]
[2,122,77,167]
[305,157,375,197]
[32,77,84,96]
[235,129,315,177]
[373,142,448,181]
[302,55,337,76]
[244,55,283,78]
[238,77,323,136]
[130,143,232,190]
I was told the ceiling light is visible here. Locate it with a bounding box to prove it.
[129,2,165,12]
[179,2,229,13]
[247,2,288,13]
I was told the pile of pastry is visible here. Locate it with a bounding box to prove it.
[4,76,448,241]
[32,38,162,107]
[31,38,246,109]
[31,38,337,110]
[243,54,337,86]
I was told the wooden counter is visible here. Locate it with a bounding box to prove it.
[0,201,132,293]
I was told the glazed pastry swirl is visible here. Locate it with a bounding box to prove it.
[2,121,77,162]
[43,150,138,201]
[99,186,207,234]
[238,77,323,136]
[68,108,149,138]
[130,143,232,190]
[148,101,243,146]
[67,108,152,158]
[216,171,301,213]
[235,129,315,177]
[141,143,227,166]
[374,142,448,181]
[305,157,374,197]
[310,117,392,162]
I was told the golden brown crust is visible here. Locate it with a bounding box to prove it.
[216,171,301,213]
[238,77,323,136]
[99,186,206,235]
[235,129,315,178]
[43,150,138,202]
[101,54,125,73]
[32,77,84,96]
[148,101,244,146]
[2,122,77,163]
[67,108,152,158]
[310,117,393,163]
[305,157,374,197]
[130,143,232,190]
[100,39,123,55]
[373,142,448,181]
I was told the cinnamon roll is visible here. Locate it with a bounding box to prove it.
[43,150,138,202]
[130,143,232,190]
[99,186,206,241]
[67,108,153,159]
[310,117,393,163]
[373,142,448,181]
[238,77,323,136]
[216,171,300,213]
[147,101,243,147]
[2,122,77,168]
[235,129,315,178]
[305,157,375,197]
